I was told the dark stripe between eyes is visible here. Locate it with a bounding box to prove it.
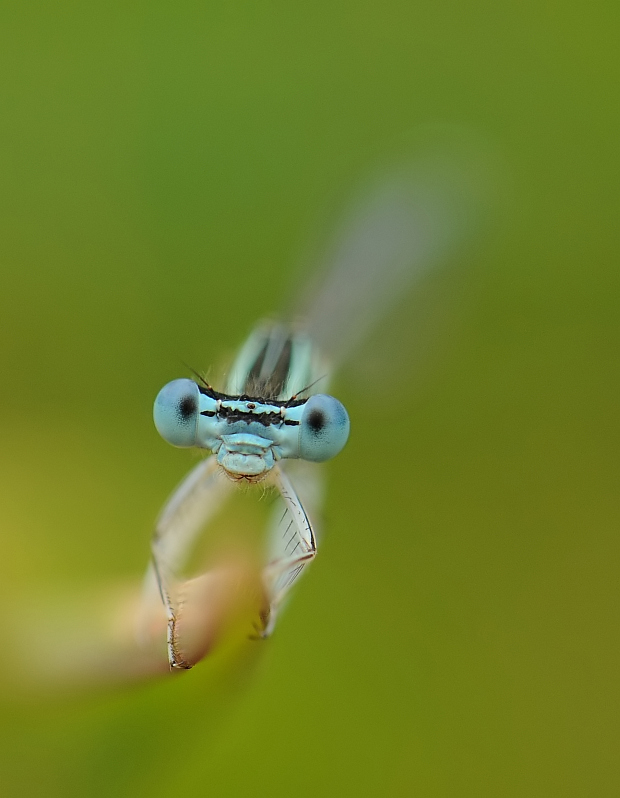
[200,408,300,427]
[197,383,306,408]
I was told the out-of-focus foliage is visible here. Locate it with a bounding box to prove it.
[0,1,618,796]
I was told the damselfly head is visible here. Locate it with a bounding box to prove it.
[154,376,350,473]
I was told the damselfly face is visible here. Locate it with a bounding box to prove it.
[153,325,350,482]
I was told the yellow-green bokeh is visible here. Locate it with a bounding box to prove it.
[0,1,618,796]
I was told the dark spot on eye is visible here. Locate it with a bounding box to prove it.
[178,394,197,420]
[307,408,325,433]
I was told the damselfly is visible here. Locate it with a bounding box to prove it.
[143,146,481,670]
[149,324,348,668]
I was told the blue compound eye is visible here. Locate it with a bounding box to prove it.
[153,379,200,447]
[298,394,350,462]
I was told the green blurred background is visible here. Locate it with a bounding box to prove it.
[0,1,618,796]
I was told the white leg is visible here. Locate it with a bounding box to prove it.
[257,465,318,637]
[140,456,233,669]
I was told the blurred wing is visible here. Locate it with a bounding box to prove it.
[298,147,486,371]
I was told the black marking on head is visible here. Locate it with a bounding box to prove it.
[217,405,282,427]
[178,394,198,420]
[307,408,325,433]
[197,383,306,408]
[199,401,298,427]
[197,384,229,401]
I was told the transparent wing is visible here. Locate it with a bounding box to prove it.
[296,143,488,371]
